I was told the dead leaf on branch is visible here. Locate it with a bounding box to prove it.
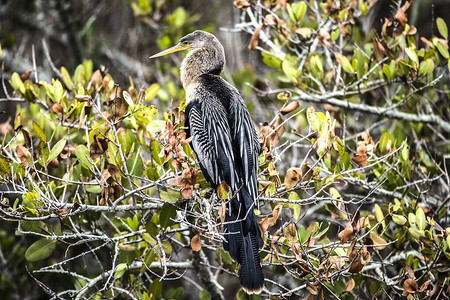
[16,145,32,166]
[403,278,418,295]
[284,167,302,190]
[269,204,283,226]
[90,134,109,159]
[191,234,202,252]
[248,24,263,50]
[338,221,354,243]
[259,116,285,148]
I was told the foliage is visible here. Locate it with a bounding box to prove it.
[0,0,449,299]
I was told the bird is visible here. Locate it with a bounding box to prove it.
[150,30,264,293]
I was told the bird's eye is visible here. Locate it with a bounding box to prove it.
[182,41,189,46]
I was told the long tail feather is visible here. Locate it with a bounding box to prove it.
[224,189,264,293]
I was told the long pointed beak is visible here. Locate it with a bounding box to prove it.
[150,43,188,58]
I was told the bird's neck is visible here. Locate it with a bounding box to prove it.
[180,46,225,89]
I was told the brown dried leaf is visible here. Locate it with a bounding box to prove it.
[0,116,13,136]
[259,216,269,234]
[284,167,302,190]
[218,204,226,223]
[181,186,193,199]
[284,223,298,242]
[419,279,431,292]
[75,95,91,102]
[92,70,103,89]
[370,231,387,250]
[346,278,355,292]
[306,281,318,295]
[405,263,415,279]
[113,97,129,122]
[248,24,263,50]
[52,103,64,114]
[90,134,108,159]
[349,258,363,273]
[270,204,283,226]
[22,129,31,148]
[16,145,31,166]
[191,234,202,252]
[21,69,33,81]
[338,222,354,243]
[280,101,299,115]
[403,278,418,294]
[233,0,250,9]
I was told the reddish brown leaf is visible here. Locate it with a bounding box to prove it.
[270,204,283,226]
[284,167,302,190]
[419,279,431,292]
[90,134,108,159]
[92,70,103,89]
[52,103,64,114]
[346,278,355,292]
[338,222,354,243]
[280,101,299,115]
[191,234,202,252]
[16,145,31,166]
[405,263,415,279]
[21,69,33,81]
[403,278,418,294]
[284,223,298,242]
[75,95,91,102]
[248,24,263,50]
[259,216,269,234]
[218,204,226,223]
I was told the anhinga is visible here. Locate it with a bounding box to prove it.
[151,30,264,293]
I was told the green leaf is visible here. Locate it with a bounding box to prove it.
[160,191,178,204]
[159,203,176,229]
[331,28,340,42]
[199,290,211,300]
[408,212,417,228]
[436,41,450,59]
[32,121,47,142]
[416,207,426,231]
[392,214,407,225]
[149,279,162,299]
[145,83,160,101]
[61,67,74,91]
[0,156,12,176]
[11,72,25,95]
[419,59,434,76]
[405,47,418,66]
[114,263,127,278]
[437,17,448,39]
[383,63,392,79]
[291,1,307,23]
[281,60,298,83]
[359,0,369,15]
[25,238,56,262]
[126,151,143,176]
[378,132,389,153]
[123,90,135,107]
[408,227,424,240]
[75,145,92,168]
[142,232,157,246]
[306,107,319,132]
[47,139,66,162]
[335,53,354,73]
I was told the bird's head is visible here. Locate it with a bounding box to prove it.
[150,30,219,58]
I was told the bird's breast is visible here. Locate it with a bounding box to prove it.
[184,82,200,107]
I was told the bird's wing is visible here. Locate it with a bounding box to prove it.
[185,99,236,189]
[229,94,260,203]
